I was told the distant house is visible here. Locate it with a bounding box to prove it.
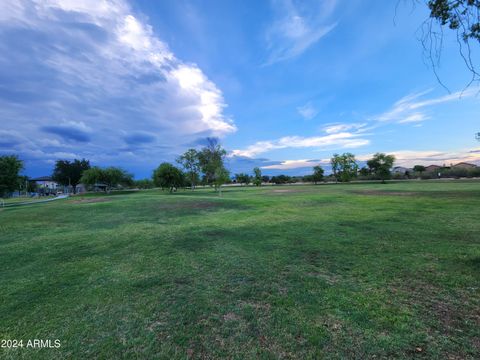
[75,183,108,193]
[424,165,442,172]
[392,166,412,175]
[30,176,59,195]
[75,184,87,193]
[452,162,477,169]
[93,183,109,192]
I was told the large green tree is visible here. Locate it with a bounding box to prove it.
[0,155,23,197]
[413,165,427,175]
[253,167,262,186]
[52,158,90,194]
[103,167,134,189]
[312,165,324,184]
[235,173,250,186]
[214,167,230,196]
[427,0,480,43]
[177,149,200,190]
[418,0,480,88]
[134,179,154,189]
[367,153,396,183]
[152,163,185,193]
[80,166,133,192]
[198,138,228,192]
[79,167,103,189]
[18,175,37,194]
[271,175,291,184]
[330,153,358,182]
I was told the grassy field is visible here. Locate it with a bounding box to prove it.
[0,181,479,359]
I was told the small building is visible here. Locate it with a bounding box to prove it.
[93,183,109,192]
[75,183,108,193]
[30,176,59,194]
[75,183,87,193]
[424,165,442,172]
[392,166,412,175]
[452,162,477,169]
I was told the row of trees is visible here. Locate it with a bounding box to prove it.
[52,159,90,193]
[51,159,134,193]
[153,138,230,195]
[330,152,395,183]
[234,167,263,186]
[0,138,231,197]
[0,155,135,197]
[411,165,480,180]
[2,148,476,197]
[80,166,133,191]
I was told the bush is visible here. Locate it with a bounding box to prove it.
[469,167,480,177]
[271,175,291,184]
[135,179,154,189]
[392,173,407,180]
[420,172,435,180]
[152,163,185,192]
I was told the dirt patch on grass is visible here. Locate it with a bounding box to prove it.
[352,190,420,196]
[352,189,480,198]
[321,315,344,332]
[69,197,110,204]
[202,229,228,238]
[157,201,219,211]
[391,281,479,350]
[239,301,271,312]
[472,337,480,351]
[306,271,341,285]
[147,320,167,332]
[269,188,306,194]
[223,312,241,321]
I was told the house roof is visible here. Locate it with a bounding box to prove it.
[30,176,53,181]
[452,162,477,167]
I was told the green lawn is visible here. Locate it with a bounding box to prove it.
[1,181,479,359]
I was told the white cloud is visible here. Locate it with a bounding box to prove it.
[356,149,480,167]
[231,131,369,158]
[259,147,480,171]
[0,0,235,167]
[297,102,318,120]
[374,89,475,125]
[323,122,367,134]
[264,0,337,65]
[261,159,327,170]
[397,113,429,124]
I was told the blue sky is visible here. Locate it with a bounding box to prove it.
[0,0,479,178]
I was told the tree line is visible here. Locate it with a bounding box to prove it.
[0,138,232,197]
[3,146,478,198]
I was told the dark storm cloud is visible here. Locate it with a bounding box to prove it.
[41,125,91,143]
[124,132,156,145]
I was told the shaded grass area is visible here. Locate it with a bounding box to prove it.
[0,181,479,359]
